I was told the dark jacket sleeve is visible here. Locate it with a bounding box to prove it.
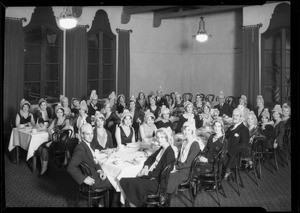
[275,122,285,146]
[67,145,86,185]
[106,130,114,149]
[175,115,185,134]
[176,142,200,170]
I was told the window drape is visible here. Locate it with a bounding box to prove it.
[117,29,131,100]
[65,25,88,100]
[241,25,261,110]
[4,18,24,134]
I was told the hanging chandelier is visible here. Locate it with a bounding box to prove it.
[59,6,78,29]
[193,16,212,42]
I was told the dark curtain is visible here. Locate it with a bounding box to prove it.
[65,26,88,101]
[117,29,131,100]
[241,25,261,110]
[3,18,24,134]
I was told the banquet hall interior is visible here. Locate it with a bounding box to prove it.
[2,1,295,211]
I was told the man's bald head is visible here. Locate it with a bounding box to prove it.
[80,123,94,143]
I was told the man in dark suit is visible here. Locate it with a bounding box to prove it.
[87,93,103,117]
[224,108,250,179]
[214,91,233,117]
[67,123,112,190]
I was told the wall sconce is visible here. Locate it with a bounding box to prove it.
[59,6,78,29]
[193,16,212,42]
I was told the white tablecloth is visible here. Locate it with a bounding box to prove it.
[8,127,50,161]
[95,146,148,204]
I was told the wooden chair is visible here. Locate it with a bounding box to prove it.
[142,161,175,207]
[199,93,205,101]
[76,162,110,207]
[175,152,202,207]
[51,129,73,175]
[182,93,193,103]
[225,96,235,107]
[195,149,227,206]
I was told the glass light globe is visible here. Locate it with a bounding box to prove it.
[59,17,78,29]
[196,33,208,42]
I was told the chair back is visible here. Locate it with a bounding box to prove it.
[182,93,193,103]
[199,93,205,101]
[183,152,202,184]
[225,96,235,106]
[205,94,215,103]
[157,161,175,195]
[52,129,73,154]
[233,96,240,108]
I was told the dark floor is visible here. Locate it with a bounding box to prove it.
[4,147,292,211]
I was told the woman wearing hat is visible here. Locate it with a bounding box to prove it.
[15,99,35,128]
[166,121,201,199]
[282,103,291,128]
[116,94,127,115]
[91,113,114,151]
[175,101,197,134]
[260,108,275,150]
[60,96,72,118]
[115,109,136,147]
[74,100,92,140]
[87,91,103,117]
[198,118,228,191]
[253,95,267,125]
[155,106,173,130]
[35,98,53,128]
[139,110,157,144]
[37,104,71,176]
[136,92,148,112]
[120,127,175,207]
[198,102,213,129]
[272,105,285,149]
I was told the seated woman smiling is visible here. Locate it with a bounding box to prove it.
[15,99,35,128]
[91,113,114,151]
[120,127,175,207]
[139,110,157,144]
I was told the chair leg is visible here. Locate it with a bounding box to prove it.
[214,176,220,206]
[273,149,279,172]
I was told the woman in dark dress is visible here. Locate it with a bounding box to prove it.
[74,100,92,140]
[166,121,201,198]
[260,109,275,150]
[147,95,160,120]
[175,101,198,134]
[136,92,148,112]
[281,103,291,150]
[37,105,71,176]
[35,98,52,129]
[120,128,175,207]
[91,114,114,150]
[115,109,136,147]
[15,99,35,128]
[116,94,127,116]
[155,106,173,130]
[172,92,184,117]
[272,105,285,149]
[198,118,228,190]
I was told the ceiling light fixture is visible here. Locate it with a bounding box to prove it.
[193,16,212,42]
[59,6,78,30]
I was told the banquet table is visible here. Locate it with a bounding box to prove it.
[8,127,50,172]
[94,143,148,204]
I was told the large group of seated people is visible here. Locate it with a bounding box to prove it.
[14,87,291,207]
